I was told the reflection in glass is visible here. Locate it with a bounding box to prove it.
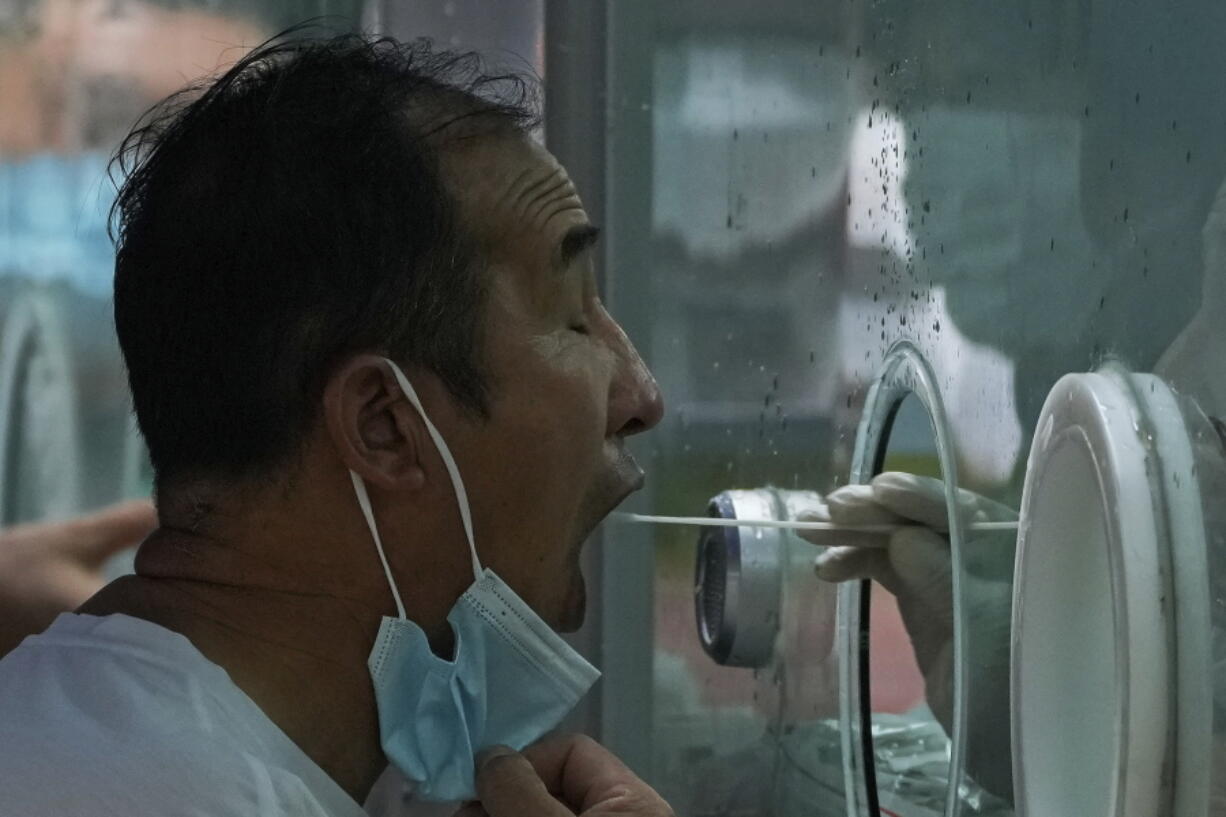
[639,27,853,817]
[0,3,362,521]
[0,292,80,524]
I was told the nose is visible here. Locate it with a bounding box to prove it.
[604,314,665,437]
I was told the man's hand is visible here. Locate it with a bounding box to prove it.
[0,500,156,657]
[457,734,674,817]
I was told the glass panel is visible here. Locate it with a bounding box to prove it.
[598,0,1226,814]
[378,0,543,74]
[956,491,1016,814]
[608,15,853,816]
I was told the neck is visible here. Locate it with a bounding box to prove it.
[77,467,472,803]
[82,525,392,802]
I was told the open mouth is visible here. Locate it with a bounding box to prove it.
[571,452,646,550]
[604,466,644,523]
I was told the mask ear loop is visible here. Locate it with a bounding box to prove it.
[351,471,407,620]
[382,358,483,583]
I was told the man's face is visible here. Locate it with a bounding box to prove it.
[438,133,664,632]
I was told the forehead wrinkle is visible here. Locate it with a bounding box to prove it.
[509,166,569,217]
[500,165,539,208]
[538,201,587,240]
[523,179,579,225]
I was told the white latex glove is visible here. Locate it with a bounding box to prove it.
[801,471,1017,798]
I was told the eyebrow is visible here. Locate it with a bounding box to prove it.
[556,224,601,271]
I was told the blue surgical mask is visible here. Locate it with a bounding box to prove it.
[350,358,600,803]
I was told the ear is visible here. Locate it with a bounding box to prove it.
[322,354,427,492]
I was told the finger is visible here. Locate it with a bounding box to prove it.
[65,500,157,565]
[814,546,897,587]
[872,472,1018,527]
[887,526,953,600]
[520,734,631,807]
[474,746,572,817]
[825,484,910,527]
[521,734,670,815]
[966,493,1019,524]
[817,484,908,550]
[870,472,957,530]
[452,804,489,817]
[792,503,832,545]
[795,506,890,550]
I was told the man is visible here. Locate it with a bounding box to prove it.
[0,32,671,817]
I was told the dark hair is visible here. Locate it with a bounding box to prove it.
[110,31,540,488]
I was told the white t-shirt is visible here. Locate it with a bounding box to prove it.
[0,612,372,817]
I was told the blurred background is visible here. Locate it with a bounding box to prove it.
[2,1,1222,815]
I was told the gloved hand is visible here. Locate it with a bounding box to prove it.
[800,471,1017,799]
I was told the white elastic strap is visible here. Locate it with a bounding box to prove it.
[350,470,407,619]
[384,359,483,582]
